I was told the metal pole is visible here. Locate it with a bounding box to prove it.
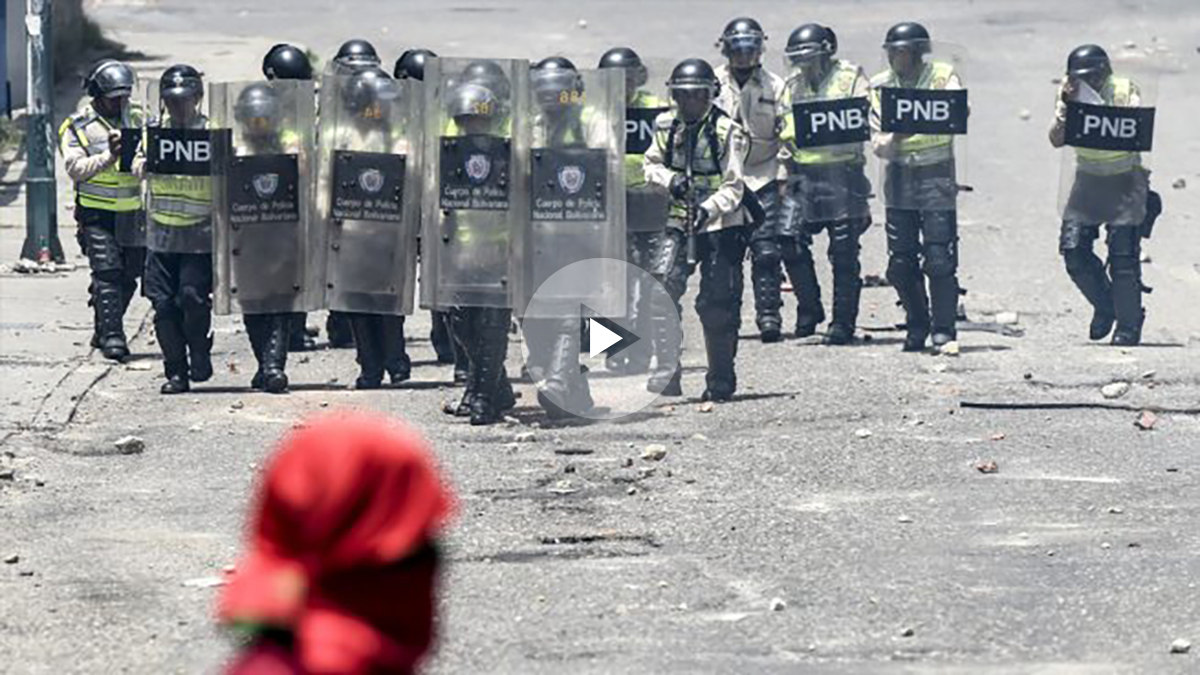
[20,0,63,264]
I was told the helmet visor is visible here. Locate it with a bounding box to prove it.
[671,87,712,122]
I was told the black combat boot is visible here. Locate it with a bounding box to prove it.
[183,306,213,383]
[156,315,190,395]
[380,315,411,384]
[700,327,737,403]
[260,314,290,394]
[94,281,130,362]
[929,275,960,349]
[349,314,385,389]
[647,312,683,397]
[288,313,317,351]
[244,314,268,390]
[326,311,354,348]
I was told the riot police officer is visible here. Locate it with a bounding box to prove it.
[334,67,413,388]
[229,83,306,393]
[781,24,872,345]
[439,72,518,425]
[1050,45,1159,346]
[59,60,146,363]
[262,43,318,352]
[598,46,668,374]
[395,47,461,372]
[322,40,383,349]
[644,58,748,402]
[138,65,215,394]
[870,22,964,351]
[714,18,800,343]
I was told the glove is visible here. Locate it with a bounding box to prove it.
[669,173,690,200]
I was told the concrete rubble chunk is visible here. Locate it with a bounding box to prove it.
[3,554,19,564]
[770,597,787,612]
[1134,410,1158,431]
[113,436,145,455]
[641,444,668,462]
[1101,382,1130,399]
[1169,639,1191,654]
[514,432,536,443]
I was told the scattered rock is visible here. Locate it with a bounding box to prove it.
[621,457,634,468]
[698,401,715,413]
[976,460,1000,474]
[931,363,949,374]
[1141,370,1157,380]
[514,432,536,443]
[1172,177,1187,190]
[1123,40,1138,49]
[994,311,1019,325]
[1107,506,1125,515]
[0,468,14,481]
[1101,382,1130,399]
[626,486,638,496]
[769,597,787,612]
[319,401,329,408]
[1100,542,1112,550]
[900,627,915,638]
[1018,109,1031,120]
[554,447,594,456]
[548,480,579,495]
[1134,410,1158,431]
[188,424,202,433]
[181,576,225,589]
[503,443,520,452]
[577,18,588,29]
[125,361,152,371]
[3,554,18,564]
[690,433,708,441]
[990,433,1006,441]
[1140,250,1152,264]
[897,515,914,524]
[227,362,239,374]
[503,415,521,426]
[638,467,657,479]
[854,428,873,439]
[230,400,246,410]
[113,435,145,455]
[297,356,311,364]
[940,341,961,356]
[1169,638,1191,654]
[641,444,668,461]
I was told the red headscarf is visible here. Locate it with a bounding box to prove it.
[218,412,455,675]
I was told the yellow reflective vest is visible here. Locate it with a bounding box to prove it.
[782,60,867,166]
[870,61,958,163]
[58,103,145,212]
[1076,76,1141,175]
[147,114,213,227]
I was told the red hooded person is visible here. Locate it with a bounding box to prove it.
[218,412,455,674]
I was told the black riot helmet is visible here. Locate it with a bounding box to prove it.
[448,82,502,134]
[1066,44,1112,87]
[460,59,512,101]
[160,64,204,103]
[883,22,932,52]
[334,39,381,68]
[83,59,136,99]
[234,83,282,135]
[667,58,720,123]
[341,66,399,121]
[718,17,766,68]
[786,23,838,63]
[262,43,313,81]
[531,56,583,110]
[598,46,648,95]
[394,48,437,81]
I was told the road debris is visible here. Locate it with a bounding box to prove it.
[1170,638,1191,654]
[182,576,225,589]
[898,515,914,524]
[994,311,1019,325]
[113,436,145,455]
[990,433,1006,441]
[1101,382,1130,399]
[1172,177,1187,190]
[854,428,873,439]
[976,461,1000,474]
[698,401,715,413]
[1107,506,1125,515]
[641,444,668,461]
[1134,410,1158,430]
[514,432,536,443]
[230,400,246,410]
[548,480,580,495]
[3,554,19,564]
[770,597,787,612]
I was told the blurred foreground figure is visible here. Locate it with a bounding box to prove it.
[218,412,455,674]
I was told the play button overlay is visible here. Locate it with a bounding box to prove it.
[586,313,639,359]
[520,258,682,421]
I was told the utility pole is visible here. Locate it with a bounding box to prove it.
[20,0,63,264]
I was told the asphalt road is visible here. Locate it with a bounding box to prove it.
[1,1,1199,673]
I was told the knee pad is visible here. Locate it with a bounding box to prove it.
[886,252,920,285]
[750,239,781,267]
[922,242,958,279]
[1062,247,1100,276]
[1108,253,1140,281]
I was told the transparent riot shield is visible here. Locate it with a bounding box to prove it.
[143,79,220,254]
[1057,55,1158,227]
[624,57,673,233]
[517,66,625,319]
[319,69,421,315]
[210,80,321,316]
[111,82,150,247]
[420,57,529,309]
[784,57,874,224]
[872,42,968,211]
